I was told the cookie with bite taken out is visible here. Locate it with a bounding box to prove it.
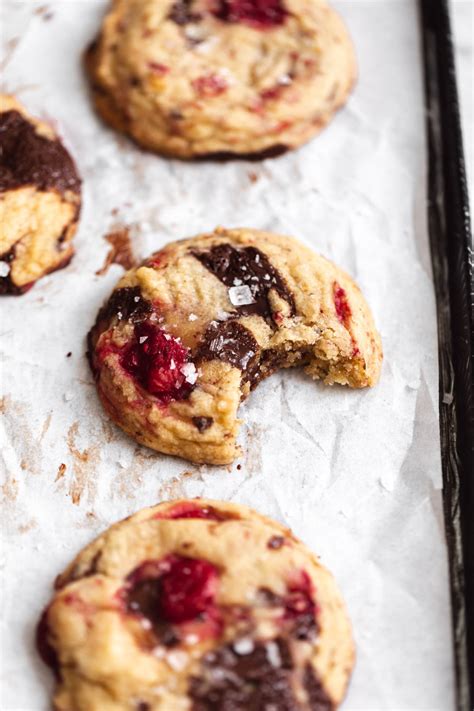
[88,227,382,464]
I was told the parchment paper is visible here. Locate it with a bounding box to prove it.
[0,1,455,709]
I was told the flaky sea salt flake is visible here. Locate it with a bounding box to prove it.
[228,285,255,307]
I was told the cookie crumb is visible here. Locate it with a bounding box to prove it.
[56,463,66,481]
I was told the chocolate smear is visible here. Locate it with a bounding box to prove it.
[0,110,81,194]
[96,227,136,275]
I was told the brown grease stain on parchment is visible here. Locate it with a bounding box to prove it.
[66,422,100,505]
[56,463,66,481]
[156,469,203,503]
[1,395,42,476]
[2,477,19,502]
[18,519,37,533]
[40,412,52,441]
[96,226,137,276]
[243,423,265,478]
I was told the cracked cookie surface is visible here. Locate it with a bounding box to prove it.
[0,95,81,295]
[38,498,354,710]
[88,227,382,464]
[86,0,356,158]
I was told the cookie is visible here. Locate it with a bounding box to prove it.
[0,95,81,295]
[85,0,356,158]
[37,498,354,710]
[88,227,382,464]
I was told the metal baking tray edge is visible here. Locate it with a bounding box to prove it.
[419,1,474,709]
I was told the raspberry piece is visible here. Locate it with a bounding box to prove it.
[333,282,352,327]
[283,571,318,641]
[155,502,230,521]
[125,555,219,627]
[160,557,219,623]
[148,62,169,75]
[212,0,288,29]
[192,74,228,97]
[120,322,196,403]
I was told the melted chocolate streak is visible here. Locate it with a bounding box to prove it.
[193,244,295,321]
[0,110,81,194]
[189,638,334,711]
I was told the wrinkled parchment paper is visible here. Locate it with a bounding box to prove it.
[0,1,456,709]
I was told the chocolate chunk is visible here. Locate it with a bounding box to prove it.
[136,703,150,711]
[89,286,152,343]
[193,244,295,322]
[125,577,180,647]
[168,0,201,25]
[304,664,335,710]
[196,320,259,374]
[100,286,152,324]
[87,287,152,374]
[293,612,318,641]
[257,586,283,606]
[257,585,318,642]
[192,416,213,432]
[189,638,302,710]
[267,535,285,550]
[0,110,81,194]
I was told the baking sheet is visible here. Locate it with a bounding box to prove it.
[420,1,474,707]
[0,1,455,709]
